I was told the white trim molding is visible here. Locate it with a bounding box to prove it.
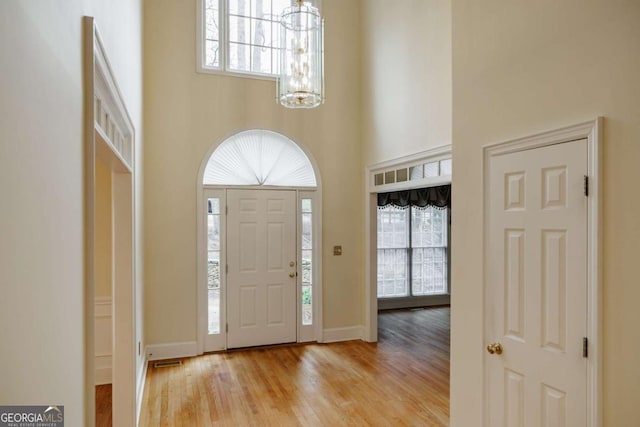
[482,118,602,427]
[146,342,198,361]
[94,297,113,385]
[84,17,138,427]
[322,326,364,343]
[378,295,450,311]
[364,145,452,342]
[367,145,452,193]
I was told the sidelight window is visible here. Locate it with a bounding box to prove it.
[207,198,222,334]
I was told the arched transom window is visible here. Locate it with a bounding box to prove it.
[203,129,317,187]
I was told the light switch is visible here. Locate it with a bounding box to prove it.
[333,245,342,256]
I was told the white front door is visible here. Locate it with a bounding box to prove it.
[226,189,297,349]
[486,139,588,426]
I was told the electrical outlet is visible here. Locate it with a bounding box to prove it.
[333,245,342,256]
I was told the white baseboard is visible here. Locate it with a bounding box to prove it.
[378,295,451,311]
[95,297,113,385]
[146,341,198,361]
[322,326,364,343]
[95,354,112,385]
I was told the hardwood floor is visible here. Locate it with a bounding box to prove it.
[95,384,112,426]
[138,306,450,426]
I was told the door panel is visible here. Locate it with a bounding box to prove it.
[486,140,588,426]
[227,189,296,349]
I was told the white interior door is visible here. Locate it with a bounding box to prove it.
[227,189,297,349]
[486,139,588,426]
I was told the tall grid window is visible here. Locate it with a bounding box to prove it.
[203,0,292,77]
[207,198,222,334]
[301,199,313,325]
[377,206,448,298]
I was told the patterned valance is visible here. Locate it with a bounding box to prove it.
[377,185,451,209]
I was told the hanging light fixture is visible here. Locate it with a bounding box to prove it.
[277,0,325,109]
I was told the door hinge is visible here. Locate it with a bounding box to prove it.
[584,175,589,197]
[226,323,228,333]
[583,337,588,358]
[226,264,228,274]
[225,206,228,215]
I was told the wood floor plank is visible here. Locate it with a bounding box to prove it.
[95,384,112,427]
[138,306,450,426]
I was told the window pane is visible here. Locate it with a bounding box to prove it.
[225,0,284,75]
[207,251,221,333]
[208,288,220,334]
[302,285,312,325]
[377,206,409,249]
[302,213,312,250]
[302,249,312,284]
[440,159,452,175]
[207,198,220,214]
[207,197,221,334]
[229,42,250,71]
[205,0,220,68]
[377,249,409,298]
[424,161,439,177]
[410,165,424,180]
[228,0,250,16]
[205,0,219,40]
[207,215,220,251]
[252,0,271,17]
[412,207,447,248]
[301,198,313,325]
[272,0,292,17]
[229,15,250,43]
[412,248,447,295]
[251,46,272,74]
[252,17,271,47]
[206,41,220,68]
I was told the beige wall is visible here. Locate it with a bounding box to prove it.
[143,0,363,345]
[95,159,112,298]
[0,1,142,424]
[451,0,640,425]
[362,0,452,165]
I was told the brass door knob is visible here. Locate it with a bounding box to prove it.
[486,343,503,355]
[289,272,296,278]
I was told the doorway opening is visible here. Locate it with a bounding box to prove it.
[365,146,452,341]
[84,17,138,426]
[197,130,323,353]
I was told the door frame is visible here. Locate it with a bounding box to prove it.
[197,187,322,351]
[482,118,603,427]
[196,135,323,354]
[363,145,452,342]
[83,18,137,427]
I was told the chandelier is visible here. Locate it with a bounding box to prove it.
[277,0,325,109]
